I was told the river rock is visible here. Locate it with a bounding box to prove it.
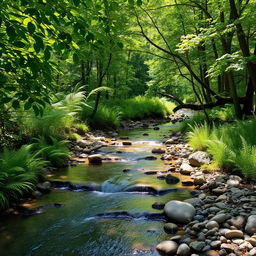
[152,202,165,210]
[206,221,219,229]
[245,215,256,235]
[193,175,206,185]
[165,174,180,185]
[152,148,166,154]
[88,154,103,164]
[225,230,244,239]
[180,163,194,175]
[210,214,229,223]
[164,200,196,224]
[177,243,190,256]
[156,241,178,255]
[122,141,132,146]
[165,138,176,145]
[249,248,256,256]
[226,175,242,187]
[77,140,90,148]
[230,216,246,230]
[164,223,178,234]
[37,181,51,192]
[188,151,210,167]
[184,198,203,207]
[190,241,205,252]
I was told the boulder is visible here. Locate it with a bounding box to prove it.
[245,215,256,235]
[180,163,194,175]
[88,154,103,164]
[164,200,196,224]
[177,243,191,256]
[165,174,180,185]
[77,139,91,148]
[156,241,178,255]
[152,148,166,154]
[188,151,210,167]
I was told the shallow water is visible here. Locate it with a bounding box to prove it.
[0,122,193,256]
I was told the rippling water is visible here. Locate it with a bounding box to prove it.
[0,122,192,256]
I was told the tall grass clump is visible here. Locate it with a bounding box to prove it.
[209,105,235,121]
[0,145,46,209]
[118,96,174,120]
[31,136,69,167]
[187,122,212,151]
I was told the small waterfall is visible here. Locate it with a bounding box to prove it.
[101,176,134,193]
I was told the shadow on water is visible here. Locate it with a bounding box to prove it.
[0,122,193,256]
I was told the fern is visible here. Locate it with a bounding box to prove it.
[32,136,69,167]
[86,86,113,100]
[0,145,45,210]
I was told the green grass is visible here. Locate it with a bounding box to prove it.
[187,122,212,151]
[68,133,81,141]
[80,96,175,129]
[187,117,256,177]
[0,145,46,209]
[31,136,70,167]
[73,123,89,135]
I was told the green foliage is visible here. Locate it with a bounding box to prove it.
[180,113,208,132]
[109,96,174,120]
[83,106,122,129]
[0,145,45,209]
[187,118,256,177]
[187,123,212,151]
[68,133,81,141]
[234,139,256,178]
[20,92,85,138]
[209,105,235,121]
[31,137,69,167]
[73,123,89,135]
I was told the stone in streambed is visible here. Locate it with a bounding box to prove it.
[188,151,210,167]
[164,223,178,234]
[165,174,180,185]
[88,154,103,164]
[156,241,178,255]
[164,200,196,224]
[225,230,244,239]
[37,181,51,192]
[245,215,256,235]
[152,202,165,210]
[152,148,166,154]
[190,241,206,252]
[122,141,132,146]
[177,243,191,256]
[180,163,194,175]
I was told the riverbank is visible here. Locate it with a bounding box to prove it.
[156,130,256,256]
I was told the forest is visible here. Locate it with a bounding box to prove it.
[1,0,256,255]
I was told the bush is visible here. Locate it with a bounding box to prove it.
[32,136,69,167]
[73,123,89,135]
[0,145,46,209]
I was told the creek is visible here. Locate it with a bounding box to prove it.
[0,122,195,256]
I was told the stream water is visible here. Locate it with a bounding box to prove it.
[0,122,194,256]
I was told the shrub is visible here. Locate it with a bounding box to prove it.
[0,145,45,209]
[32,136,69,167]
[180,113,208,131]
